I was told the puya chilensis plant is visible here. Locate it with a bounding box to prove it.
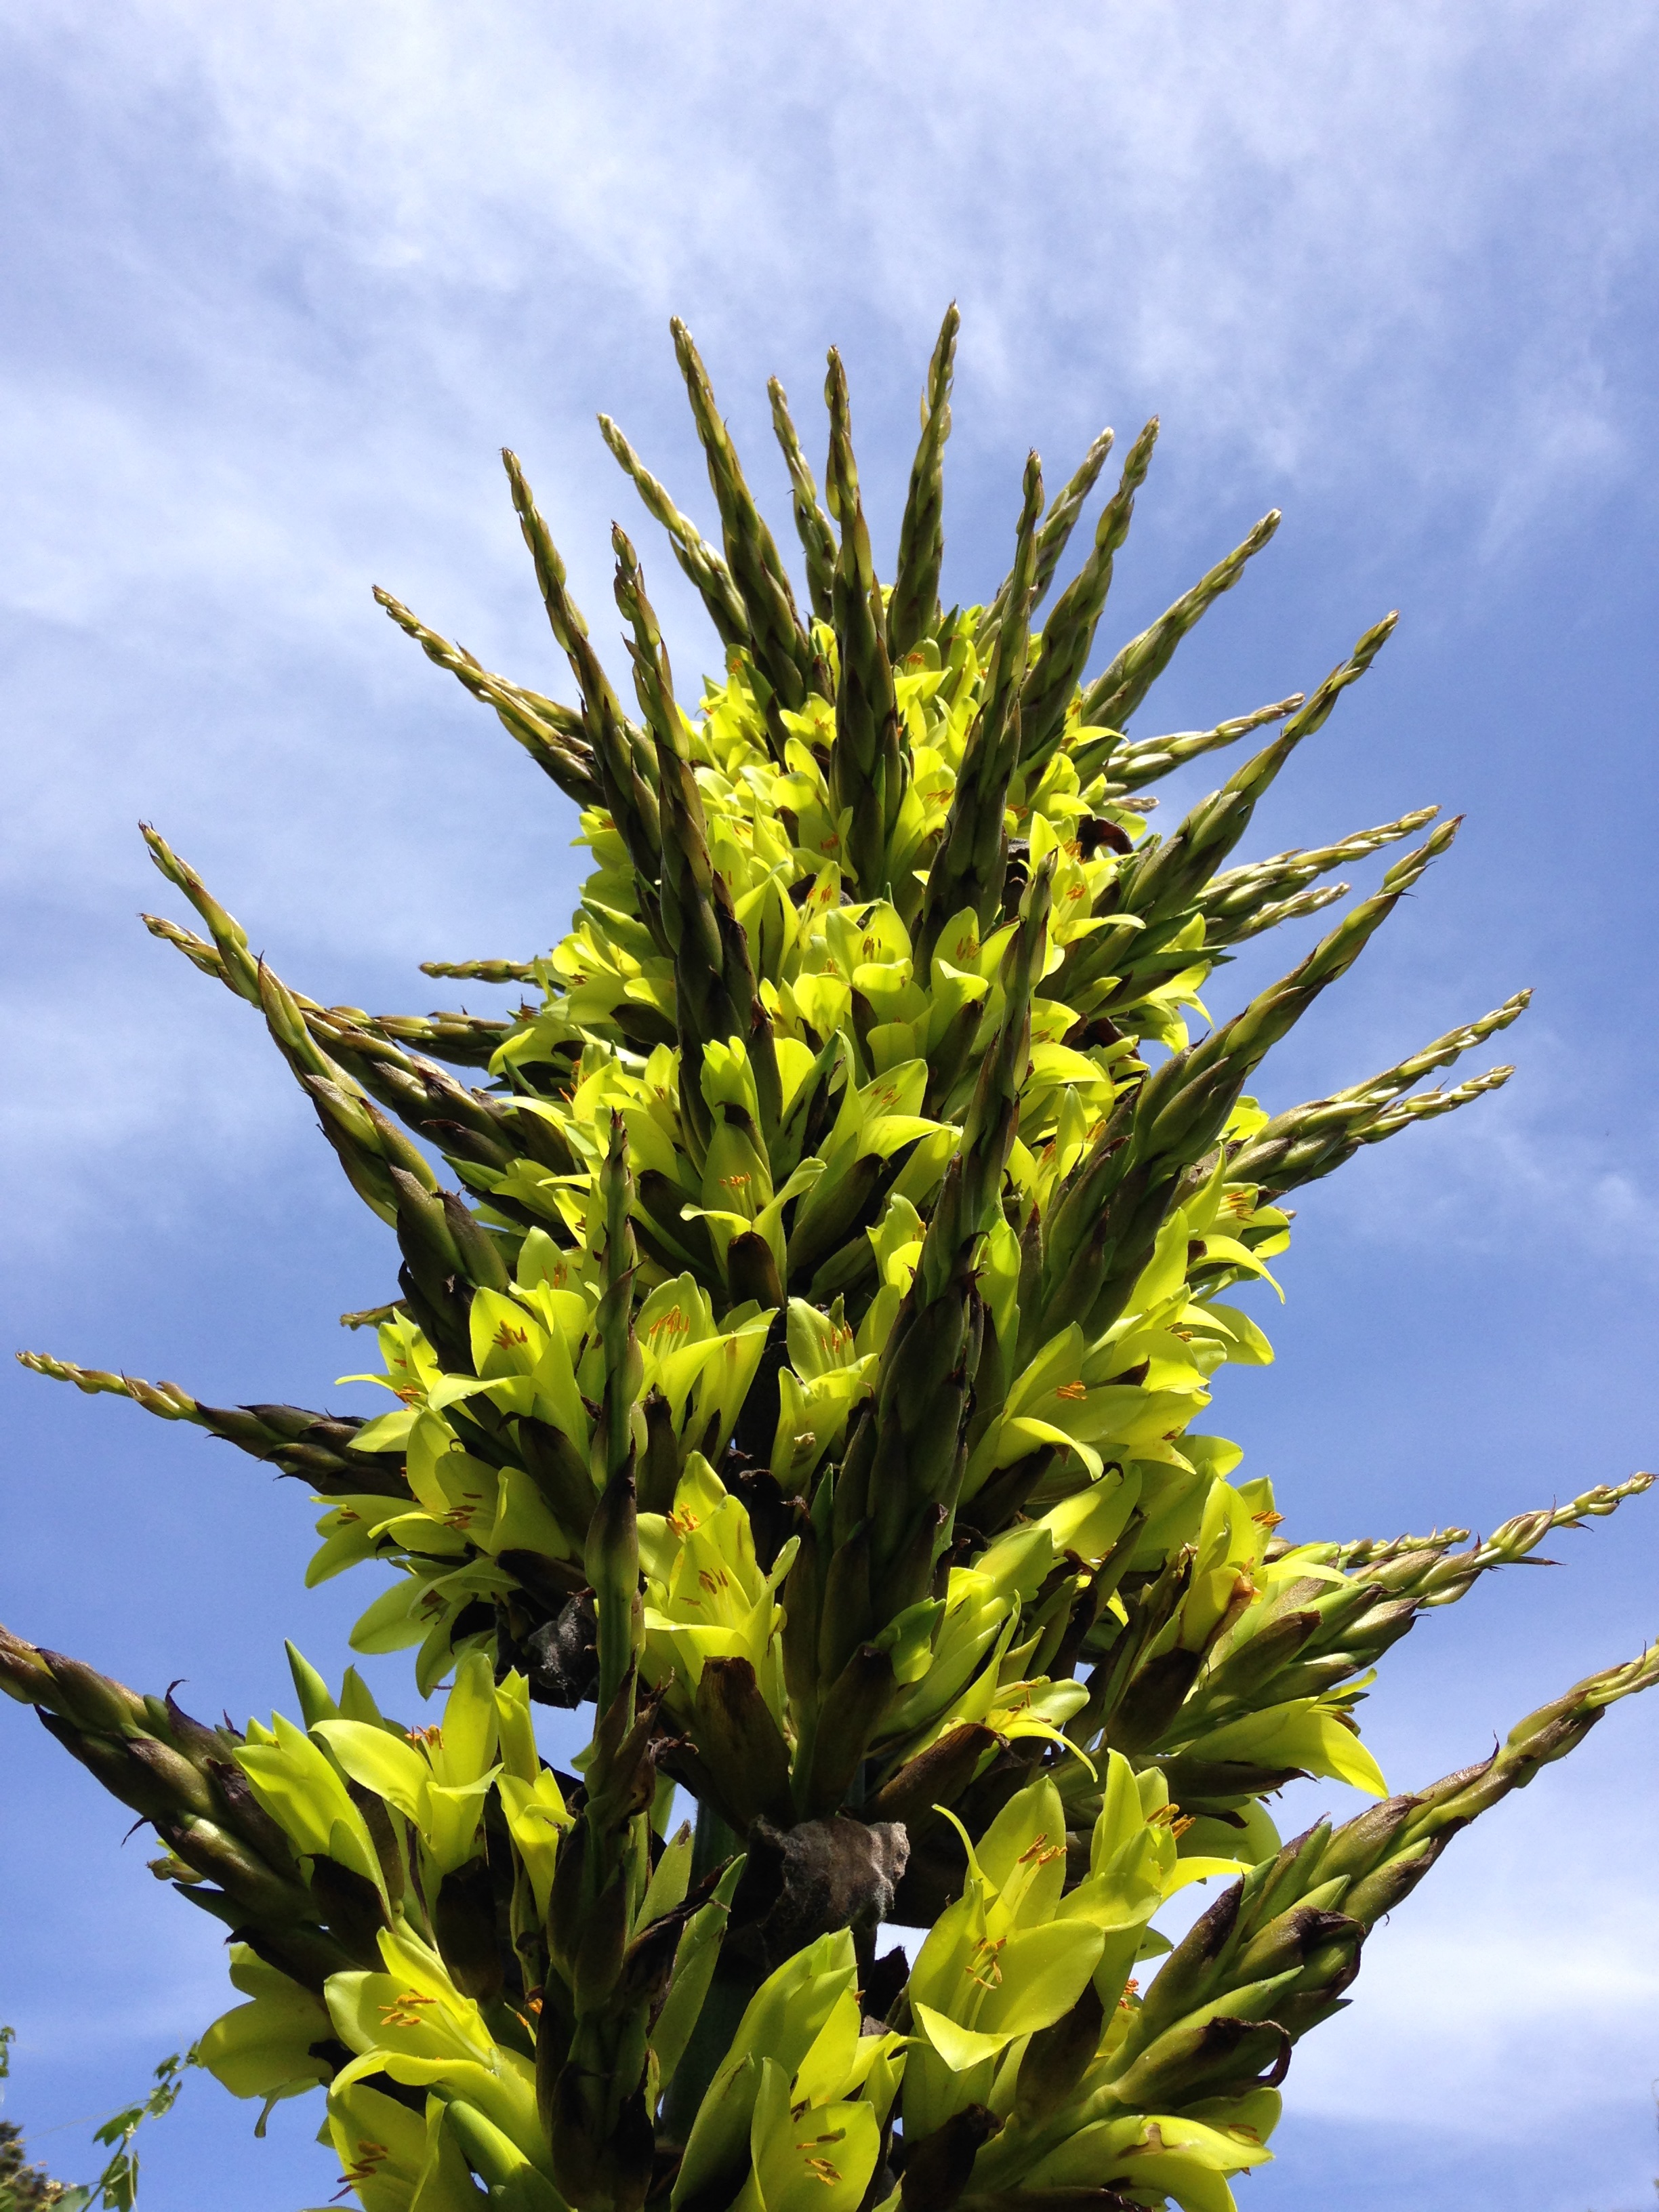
[7,308,1655,2212]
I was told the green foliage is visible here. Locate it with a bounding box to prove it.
[0,2125,68,2212]
[0,2026,73,2212]
[0,2031,186,2212]
[78,2055,188,2212]
[1,2023,75,2212]
[5,313,1656,2212]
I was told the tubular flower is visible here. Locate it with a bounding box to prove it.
[8,312,1654,2212]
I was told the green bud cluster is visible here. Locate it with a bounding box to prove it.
[7,311,1654,2212]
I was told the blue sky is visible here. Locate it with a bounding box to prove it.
[1,5,1656,2206]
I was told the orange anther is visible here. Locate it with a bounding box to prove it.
[1017,1835,1065,1868]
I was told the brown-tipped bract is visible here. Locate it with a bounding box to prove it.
[12,313,1649,2212]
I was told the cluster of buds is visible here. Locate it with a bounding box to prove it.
[9,310,1654,2212]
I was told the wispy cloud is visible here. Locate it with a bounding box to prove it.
[1,22,1656,2207]
[4,1,1656,1226]
[34,0,1650,518]
[1275,1015,1659,1275]
[1286,1748,1659,2133]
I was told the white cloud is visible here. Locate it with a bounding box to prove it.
[7,2,1654,528]
[1,3,1652,1197]
[1286,1751,1659,2134]
[1263,1009,1659,1277]
[1,25,1656,2204]
[0,975,298,1252]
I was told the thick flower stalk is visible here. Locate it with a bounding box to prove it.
[8,316,1654,2212]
